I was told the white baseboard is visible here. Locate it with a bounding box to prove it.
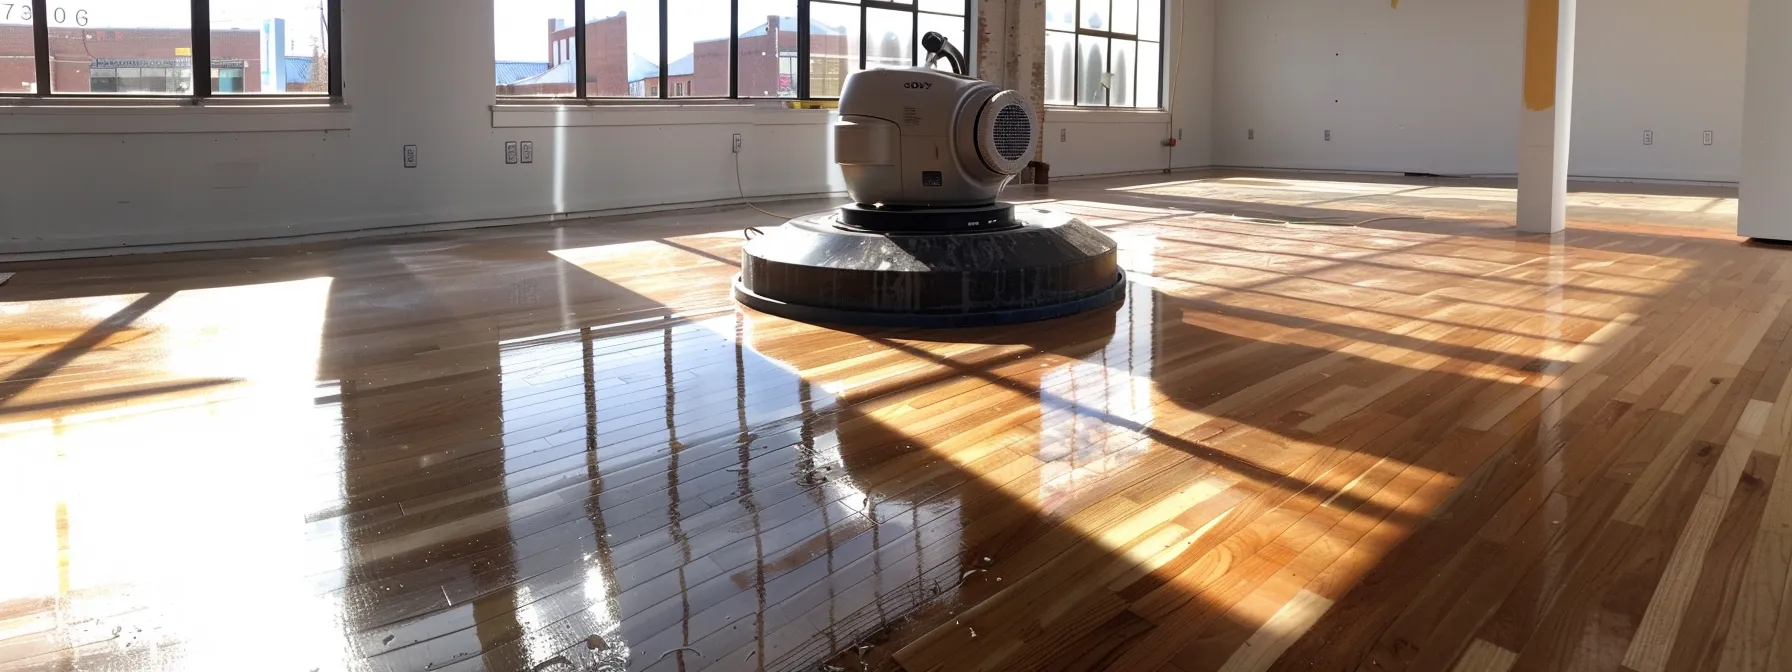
[1207,164,1739,187]
[0,191,846,263]
[1051,165,1217,182]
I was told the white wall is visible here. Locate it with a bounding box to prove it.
[2,0,1747,255]
[1045,0,1214,178]
[0,0,1216,256]
[1212,0,1747,182]
[0,0,841,256]
[1572,0,1746,181]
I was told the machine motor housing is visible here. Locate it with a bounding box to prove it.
[833,67,1039,207]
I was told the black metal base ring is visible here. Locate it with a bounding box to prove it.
[836,202,1019,233]
[733,270,1127,328]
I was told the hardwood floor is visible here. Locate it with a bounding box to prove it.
[1,172,1788,672]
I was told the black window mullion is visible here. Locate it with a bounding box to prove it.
[962,11,971,75]
[1155,35,1163,108]
[30,0,48,95]
[575,0,587,97]
[191,0,212,98]
[728,0,738,98]
[857,6,866,70]
[797,0,810,98]
[910,4,918,67]
[328,0,342,96]
[658,0,668,99]
[1071,0,1080,104]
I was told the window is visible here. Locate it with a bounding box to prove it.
[1,0,338,96]
[1045,0,1160,108]
[494,0,968,100]
[1,2,34,93]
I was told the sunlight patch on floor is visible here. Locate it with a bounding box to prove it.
[0,277,348,672]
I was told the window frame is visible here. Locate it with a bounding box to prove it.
[8,0,342,100]
[1046,0,1161,109]
[498,0,971,103]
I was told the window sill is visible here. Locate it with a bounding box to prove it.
[1044,107,1170,124]
[491,102,832,128]
[0,101,353,135]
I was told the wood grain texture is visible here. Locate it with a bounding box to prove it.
[1215,589,1332,672]
[1451,639,1519,672]
[0,172,1786,672]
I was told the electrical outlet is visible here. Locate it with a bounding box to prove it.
[1177,128,1183,140]
[505,141,519,164]
[1704,131,1714,146]
[1060,128,1067,142]
[520,141,534,163]
[732,134,742,153]
[403,145,417,168]
[1325,130,1331,142]
[1643,130,1654,146]
[1248,129,1255,140]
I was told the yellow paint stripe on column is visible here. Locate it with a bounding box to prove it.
[1523,0,1561,111]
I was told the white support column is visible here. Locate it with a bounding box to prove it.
[1739,0,1792,240]
[1516,0,1576,234]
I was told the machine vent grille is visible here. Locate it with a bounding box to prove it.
[992,104,1032,161]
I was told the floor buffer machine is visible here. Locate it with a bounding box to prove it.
[733,32,1126,327]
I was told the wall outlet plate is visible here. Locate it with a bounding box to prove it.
[1704,131,1715,146]
[403,145,417,168]
[1644,130,1654,146]
[520,141,534,163]
[505,141,519,165]
[1248,129,1255,140]
[1324,129,1331,141]
[732,134,742,153]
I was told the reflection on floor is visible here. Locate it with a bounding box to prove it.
[2,171,1790,672]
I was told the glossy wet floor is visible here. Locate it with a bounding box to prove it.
[1,172,1787,672]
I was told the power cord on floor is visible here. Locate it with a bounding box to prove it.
[734,150,799,221]
[1163,0,1191,174]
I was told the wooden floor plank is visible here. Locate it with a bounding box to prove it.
[1450,639,1519,672]
[1663,451,1778,672]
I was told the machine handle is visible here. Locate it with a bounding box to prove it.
[922,32,966,75]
